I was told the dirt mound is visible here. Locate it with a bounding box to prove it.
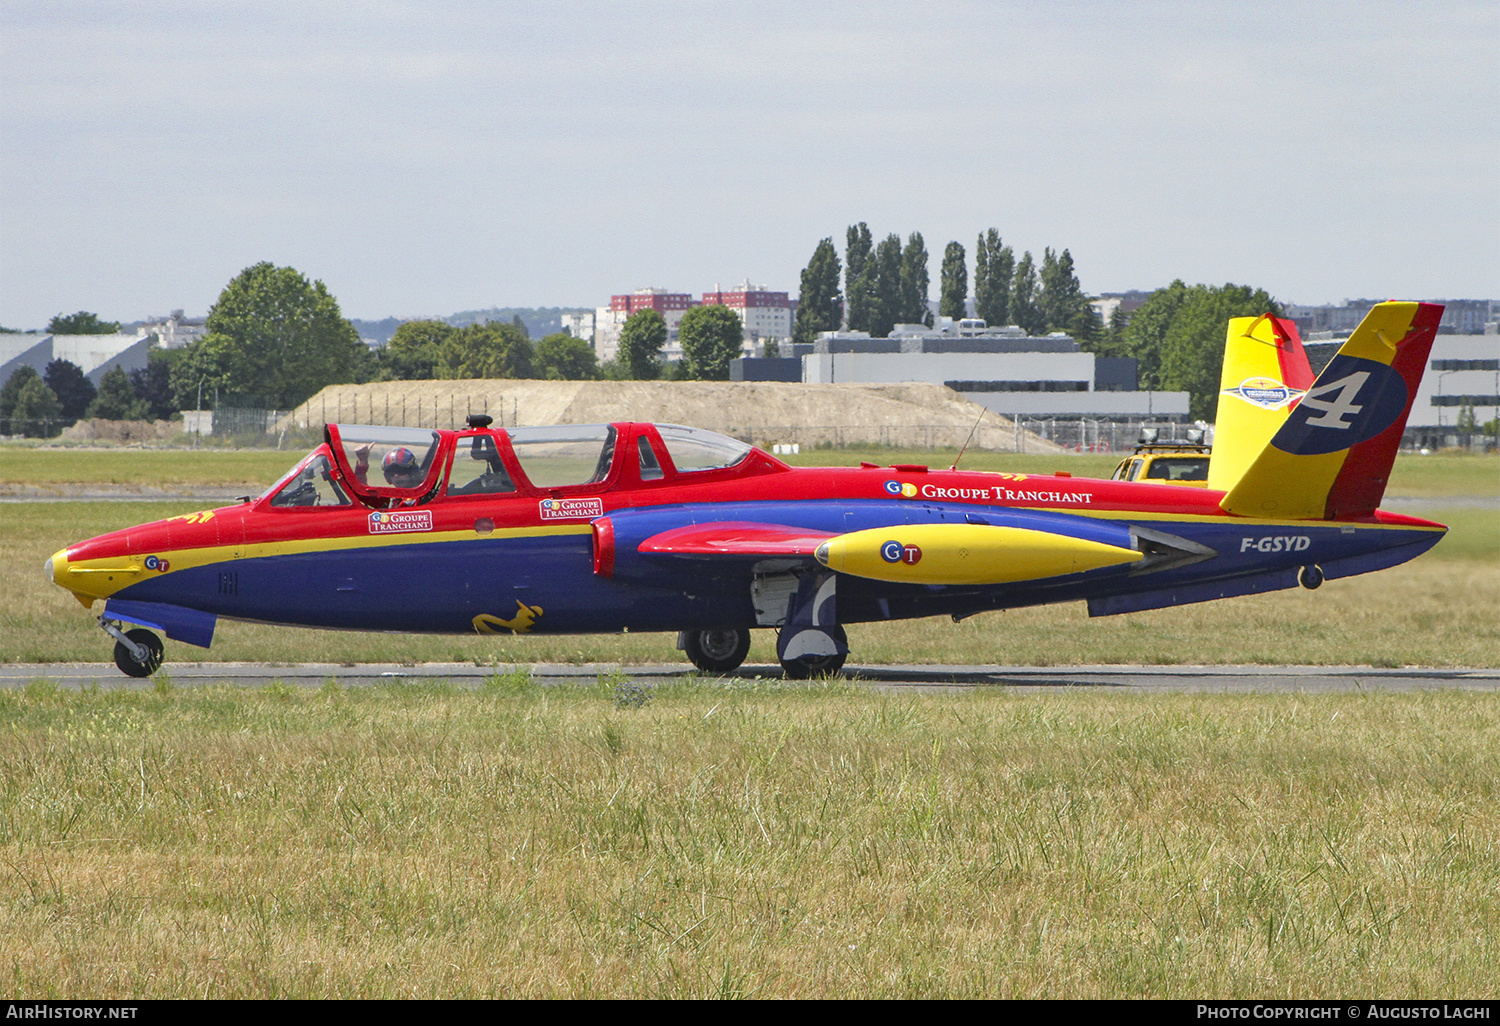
[59,418,182,444]
[282,380,1062,453]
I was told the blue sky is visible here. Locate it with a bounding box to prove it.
[2,0,1495,328]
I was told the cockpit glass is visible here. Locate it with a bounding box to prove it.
[268,454,351,508]
[638,438,664,481]
[507,425,616,488]
[334,425,443,491]
[447,433,517,496]
[655,424,752,473]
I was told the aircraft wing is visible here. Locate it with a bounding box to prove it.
[637,521,836,556]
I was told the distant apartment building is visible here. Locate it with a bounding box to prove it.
[1286,299,1497,337]
[592,282,795,363]
[560,310,594,342]
[1090,290,1152,329]
[594,288,698,363]
[700,280,795,346]
[138,310,207,349]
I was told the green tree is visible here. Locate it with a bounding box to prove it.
[678,304,745,380]
[844,223,873,331]
[1011,252,1044,335]
[867,233,903,338]
[1,365,42,427]
[1150,283,1281,420]
[11,376,62,437]
[43,359,95,420]
[1039,247,1098,343]
[617,309,667,380]
[793,238,842,343]
[1094,305,1131,359]
[47,311,120,335]
[86,366,149,420]
[435,322,533,379]
[900,232,932,326]
[379,320,454,380]
[939,241,967,321]
[1119,280,1190,389]
[534,333,599,380]
[130,347,181,421]
[174,262,365,408]
[973,229,1013,328]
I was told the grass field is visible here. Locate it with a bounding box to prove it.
[1,680,1495,998]
[2,449,1496,667]
[2,447,1496,998]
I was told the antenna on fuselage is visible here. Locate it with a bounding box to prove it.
[950,407,987,471]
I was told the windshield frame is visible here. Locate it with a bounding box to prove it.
[325,423,450,506]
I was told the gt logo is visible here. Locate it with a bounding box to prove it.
[1298,371,1369,429]
[880,540,923,564]
[1240,536,1311,553]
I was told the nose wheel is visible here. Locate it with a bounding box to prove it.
[99,617,165,678]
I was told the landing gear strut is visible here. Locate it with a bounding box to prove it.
[99,617,164,678]
[679,628,752,674]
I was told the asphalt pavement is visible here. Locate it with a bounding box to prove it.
[2,661,1497,693]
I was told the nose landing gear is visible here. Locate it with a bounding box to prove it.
[99,616,164,678]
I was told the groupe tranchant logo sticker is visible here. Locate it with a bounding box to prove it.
[884,480,919,498]
[539,497,605,520]
[367,510,434,534]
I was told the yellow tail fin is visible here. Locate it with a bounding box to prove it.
[1207,314,1313,493]
[1220,301,1444,520]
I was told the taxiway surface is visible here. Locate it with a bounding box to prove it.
[2,662,1497,693]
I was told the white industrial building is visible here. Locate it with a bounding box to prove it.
[796,320,1192,420]
[0,332,155,387]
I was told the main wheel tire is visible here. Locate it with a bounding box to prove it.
[683,628,751,674]
[113,628,164,678]
[780,650,847,680]
[779,623,849,680]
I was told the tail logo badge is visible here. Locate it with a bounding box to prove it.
[1224,377,1303,410]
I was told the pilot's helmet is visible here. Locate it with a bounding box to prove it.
[382,446,420,484]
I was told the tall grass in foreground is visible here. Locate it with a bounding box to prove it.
[0,681,1495,998]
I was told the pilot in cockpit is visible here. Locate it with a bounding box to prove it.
[353,444,423,489]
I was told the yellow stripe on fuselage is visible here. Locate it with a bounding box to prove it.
[55,523,593,601]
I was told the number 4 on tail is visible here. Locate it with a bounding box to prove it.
[1298,371,1369,429]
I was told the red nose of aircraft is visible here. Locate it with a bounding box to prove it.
[45,506,242,606]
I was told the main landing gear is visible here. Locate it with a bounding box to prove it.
[99,616,164,678]
[680,628,753,674]
[677,624,850,679]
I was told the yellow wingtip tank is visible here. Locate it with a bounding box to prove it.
[814,523,1141,586]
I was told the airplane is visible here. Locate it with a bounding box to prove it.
[46,301,1448,679]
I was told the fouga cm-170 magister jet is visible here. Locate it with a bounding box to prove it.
[49,302,1447,679]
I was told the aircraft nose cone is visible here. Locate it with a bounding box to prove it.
[45,547,70,590]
